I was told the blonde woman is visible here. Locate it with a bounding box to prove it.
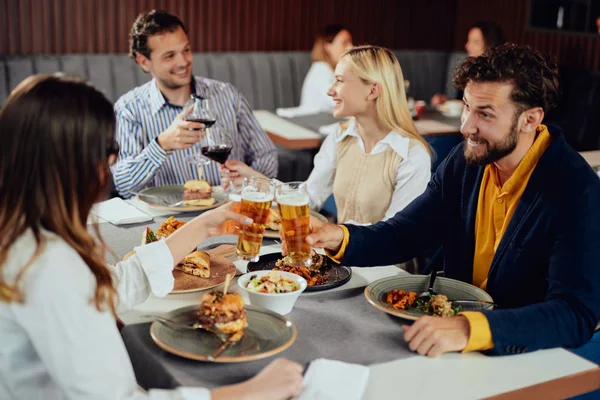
[0,74,304,399]
[277,24,353,117]
[227,45,432,225]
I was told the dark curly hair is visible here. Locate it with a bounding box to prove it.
[453,43,560,113]
[129,10,187,60]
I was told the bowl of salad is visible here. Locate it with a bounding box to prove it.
[237,270,307,315]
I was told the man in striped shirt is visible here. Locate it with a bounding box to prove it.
[111,10,277,198]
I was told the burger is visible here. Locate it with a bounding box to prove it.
[197,291,247,334]
[179,250,211,278]
[183,180,215,207]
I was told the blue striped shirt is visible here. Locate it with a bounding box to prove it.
[111,76,278,198]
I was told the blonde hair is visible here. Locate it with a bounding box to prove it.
[341,45,432,157]
[311,24,346,69]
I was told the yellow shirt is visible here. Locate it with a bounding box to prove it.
[330,125,553,353]
[462,124,552,352]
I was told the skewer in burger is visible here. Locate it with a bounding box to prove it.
[183,179,215,207]
[197,291,247,334]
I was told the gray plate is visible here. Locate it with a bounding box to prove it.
[364,275,494,321]
[137,185,227,212]
[150,304,297,362]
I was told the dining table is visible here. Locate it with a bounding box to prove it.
[97,207,600,399]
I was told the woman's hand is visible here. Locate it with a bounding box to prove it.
[165,204,251,265]
[212,358,304,400]
[219,160,267,189]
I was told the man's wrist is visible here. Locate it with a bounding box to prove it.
[156,135,169,151]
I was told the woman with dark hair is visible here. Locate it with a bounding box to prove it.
[0,74,303,399]
[277,24,353,117]
[431,21,506,106]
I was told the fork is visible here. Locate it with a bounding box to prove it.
[131,192,185,208]
[207,329,245,361]
[142,314,229,342]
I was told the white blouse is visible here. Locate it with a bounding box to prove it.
[306,119,432,223]
[276,61,334,118]
[0,229,210,400]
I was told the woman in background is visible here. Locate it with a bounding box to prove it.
[0,74,303,400]
[431,21,505,106]
[228,46,431,225]
[277,24,353,117]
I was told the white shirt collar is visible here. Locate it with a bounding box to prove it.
[336,118,410,159]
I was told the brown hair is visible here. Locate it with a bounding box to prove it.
[0,74,119,316]
[453,43,560,113]
[311,24,347,69]
[129,9,187,60]
[471,21,505,50]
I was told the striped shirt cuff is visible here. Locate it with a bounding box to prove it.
[326,225,350,264]
[146,137,169,168]
[460,311,495,352]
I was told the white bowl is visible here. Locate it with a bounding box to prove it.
[237,270,307,315]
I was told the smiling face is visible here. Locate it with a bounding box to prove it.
[135,26,193,90]
[327,57,373,118]
[461,81,524,165]
[465,27,486,57]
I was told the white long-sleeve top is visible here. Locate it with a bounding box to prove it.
[306,119,432,223]
[0,229,210,400]
[276,62,334,118]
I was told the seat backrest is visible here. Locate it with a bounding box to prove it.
[393,50,449,102]
[443,51,466,100]
[0,52,313,111]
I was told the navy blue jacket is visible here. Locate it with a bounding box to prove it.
[343,126,600,355]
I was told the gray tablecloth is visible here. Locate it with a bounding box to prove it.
[121,288,414,390]
[99,217,414,390]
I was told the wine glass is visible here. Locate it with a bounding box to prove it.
[199,119,234,193]
[184,94,217,180]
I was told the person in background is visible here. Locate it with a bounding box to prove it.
[276,24,353,117]
[226,46,432,225]
[0,74,303,400]
[431,21,505,106]
[112,10,277,198]
[292,45,600,371]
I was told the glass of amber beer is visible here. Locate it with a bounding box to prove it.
[276,182,311,267]
[236,177,275,261]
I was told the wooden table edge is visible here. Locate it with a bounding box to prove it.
[266,130,322,149]
[485,366,600,400]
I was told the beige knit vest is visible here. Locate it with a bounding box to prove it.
[333,135,403,224]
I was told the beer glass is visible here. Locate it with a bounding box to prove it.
[236,177,275,261]
[276,182,311,267]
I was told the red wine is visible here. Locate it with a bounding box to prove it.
[201,145,232,164]
[186,118,216,130]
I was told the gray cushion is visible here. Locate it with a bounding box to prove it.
[444,51,467,99]
[1,51,458,110]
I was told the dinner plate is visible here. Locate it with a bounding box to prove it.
[124,245,237,294]
[136,185,227,212]
[247,252,352,292]
[150,304,297,362]
[364,275,494,321]
[262,209,328,239]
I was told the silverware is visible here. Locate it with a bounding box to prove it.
[207,329,245,361]
[142,315,229,342]
[132,192,185,208]
[450,299,496,308]
[417,270,438,301]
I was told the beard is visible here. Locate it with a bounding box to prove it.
[463,113,519,166]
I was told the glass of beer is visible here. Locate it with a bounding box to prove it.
[236,177,275,261]
[276,182,311,267]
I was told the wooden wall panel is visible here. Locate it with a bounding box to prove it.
[454,0,600,71]
[0,0,457,55]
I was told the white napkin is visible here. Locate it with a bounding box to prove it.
[298,358,370,400]
[318,121,341,136]
[91,198,153,225]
